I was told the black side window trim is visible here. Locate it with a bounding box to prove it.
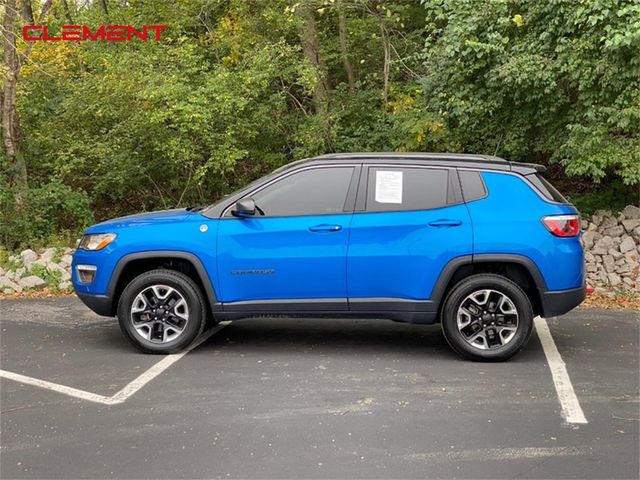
[221,164,360,219]
[355,165,460,213]
[448,169,463,204]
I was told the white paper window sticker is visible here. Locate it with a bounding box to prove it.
[375,170,403,204]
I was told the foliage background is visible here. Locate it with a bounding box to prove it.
[1,0,639,249]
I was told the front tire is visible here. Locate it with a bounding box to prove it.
[441,274,533,362]
[117,269,207,354]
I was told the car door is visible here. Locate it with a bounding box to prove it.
[217,165,359,310]
[347,165,472,312]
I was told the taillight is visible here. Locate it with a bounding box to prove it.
[541,215,581,237]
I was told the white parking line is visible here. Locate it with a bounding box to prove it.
[403,445,590,463]
[0,370,112,404]
[0,321,230,405]
[534,317,588,424]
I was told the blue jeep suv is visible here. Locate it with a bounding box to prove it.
[72,153,585,361]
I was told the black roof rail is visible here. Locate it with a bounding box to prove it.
[300,152,545,172]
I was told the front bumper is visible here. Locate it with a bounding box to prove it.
[540,285,586,318]
[76,292,114,317]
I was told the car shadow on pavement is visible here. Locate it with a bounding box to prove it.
[191,317,544,363]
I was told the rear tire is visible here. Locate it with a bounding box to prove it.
[117,269,207,354]
[441,274,533,362]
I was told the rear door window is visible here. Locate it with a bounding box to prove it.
[365,167,449,212]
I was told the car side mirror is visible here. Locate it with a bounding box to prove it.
[232,198,256,217]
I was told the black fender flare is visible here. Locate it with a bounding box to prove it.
[108,250,222,312]
[430,253,548,307]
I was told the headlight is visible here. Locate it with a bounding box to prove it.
[78,233,117,251]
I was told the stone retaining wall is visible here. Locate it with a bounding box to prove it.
[581,204,639,292]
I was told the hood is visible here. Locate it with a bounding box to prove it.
[86,208,193,232]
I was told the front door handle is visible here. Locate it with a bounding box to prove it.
[428,219,462,228]
[309,224,342,232]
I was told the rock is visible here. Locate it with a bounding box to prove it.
[58,280,72,291]
[19,275,46,289]
[60,254,73,266]
[620,236,636,253]
[15,267,26,278]
[20,249,37,265]
[609,249,623,260]
[624,251,639,263]
[61,269,71,281]
[622,218,640,233]
[45,262,65,274]
[622,205,640,219]
[0,276,23,292]
[585,251,595,263]
[40,247,56,261]
[602,255,616,273]
[599,270,609,283]
[601,216,618,229]
[607,272,621,286]
[594,209,612,218]
[592,235,613,255]
[0,266,4,276]
[634,226,640,237]
[582,231,596,249]
[607,225,624,238]
[617,264,631,274]
[26,259,47,271]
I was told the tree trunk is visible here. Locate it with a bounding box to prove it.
[98,0,109,19]
[298,4,330,114]
[337,0,355,94]
[61,0,73,23]
[298,4,331,143]
[2,0,27,198]
[20,0,35,24]
[379,23,390,107]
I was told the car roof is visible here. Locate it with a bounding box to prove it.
[281,152,544,173]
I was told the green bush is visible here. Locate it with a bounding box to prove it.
[571,182,640,216]
[0,181,94,250]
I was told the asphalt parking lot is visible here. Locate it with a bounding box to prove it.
[1,298,638,479]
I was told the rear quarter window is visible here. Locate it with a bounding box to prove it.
[458,170,487,202]
[526,173,568,203]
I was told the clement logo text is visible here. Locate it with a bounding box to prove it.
[23,25,168,42]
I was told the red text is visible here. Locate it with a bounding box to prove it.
[23,25,169,42]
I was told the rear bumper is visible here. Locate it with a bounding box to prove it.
[76,292,114,317]
[540,285,586,318]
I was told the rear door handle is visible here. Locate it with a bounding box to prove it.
[309,224,342,232]
[428,219,462,228]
